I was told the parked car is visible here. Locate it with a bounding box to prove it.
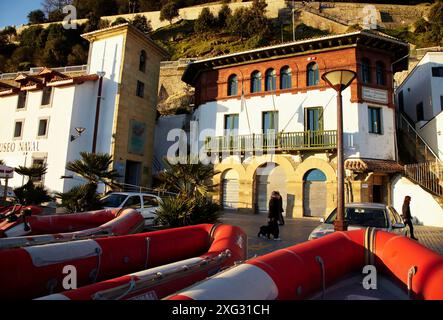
[308,202,408,240]
[99,192,162,226]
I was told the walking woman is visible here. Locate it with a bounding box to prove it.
[268,191,282,240]
[402,196,418,241]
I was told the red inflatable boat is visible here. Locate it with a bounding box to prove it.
[0,205,44,237]
[0,208,145,250]
[169,228,443,300]
[0,223,247,300]
[0,208,120,238]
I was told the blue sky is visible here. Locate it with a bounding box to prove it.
[0,0,42,29]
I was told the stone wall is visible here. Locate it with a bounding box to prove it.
[17,0,287,34]
[157,59,195,114]
[306,1,431,28]
[299,10,348,34]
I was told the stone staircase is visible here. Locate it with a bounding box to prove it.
[398,112,443,198]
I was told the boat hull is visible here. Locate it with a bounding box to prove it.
[169,229,443,300]
[0,223,247,300]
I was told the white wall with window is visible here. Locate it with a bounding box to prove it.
[396,52,443,124]
[396,52,443,158]
[195,86,396,161]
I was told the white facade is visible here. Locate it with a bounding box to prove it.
[396,52,443,158]
[392,175,443,227]
[0,80,99,193]
[0,30,128,193]
[195,87,396,161]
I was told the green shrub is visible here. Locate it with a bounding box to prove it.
[14,181,52,205]
[155,196,194,227]
[189,196,221,225]
[56,182,102,213]
[155,196,220,228]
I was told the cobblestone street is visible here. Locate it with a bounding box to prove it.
[220,211,443,258]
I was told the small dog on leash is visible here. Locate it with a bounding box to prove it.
[257,225,272,239]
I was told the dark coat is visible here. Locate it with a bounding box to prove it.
[402,202,412,222]
[268,197,280,220]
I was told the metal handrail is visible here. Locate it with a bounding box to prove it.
[404,161,443,196]
[114,183,177,198]
[398,113,440,161]
[204,130,337,153]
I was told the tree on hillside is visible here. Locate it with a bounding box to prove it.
[67,43,88,65]
[42,0,72,16]
[1,27,17,43]
[72,0,118,18]
[111,17,129,26]
[226,0,270,40]
[83,12,101,32]
[160,1,179,25]
[27,10,47,24]
[217,4,232,29]
[227,7,249,40]
[130,14,153,34]
[194,7,216,34]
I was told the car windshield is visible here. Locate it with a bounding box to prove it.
[99,194,127,208]
[325,207,388,228]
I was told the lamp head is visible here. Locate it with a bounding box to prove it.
[321,69,357,92]
[75,127,86,135]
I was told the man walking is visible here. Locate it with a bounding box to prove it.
[402,196,418,241]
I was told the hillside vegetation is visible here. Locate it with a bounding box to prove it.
[1,1,442,73]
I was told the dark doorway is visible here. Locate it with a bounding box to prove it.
[373,185,383,203]
[125,160,141,187]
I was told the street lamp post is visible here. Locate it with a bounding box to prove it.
[321,69,357,232]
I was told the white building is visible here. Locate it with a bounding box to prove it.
[396,52,443,159]
[0,24,167,194]
[181,30,409,217]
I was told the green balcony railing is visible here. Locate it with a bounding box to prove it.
[204,130,337,153]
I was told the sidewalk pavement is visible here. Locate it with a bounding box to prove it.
[220,211,443,258]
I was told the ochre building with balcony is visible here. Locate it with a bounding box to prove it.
[182,30,408,218]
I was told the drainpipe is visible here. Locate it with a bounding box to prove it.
[92,71,105,153]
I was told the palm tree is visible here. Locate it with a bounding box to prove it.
[13,164,51,205]
[15,163,48,184]
[158,158,219,197]
[66,152,121,188]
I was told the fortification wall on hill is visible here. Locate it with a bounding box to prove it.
[16,0,287,34]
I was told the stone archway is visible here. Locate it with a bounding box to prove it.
[293,157,337,218]
[303,169,327,217]
[213,157,247,210]
[245,155,297,215]
[220,169,240,210]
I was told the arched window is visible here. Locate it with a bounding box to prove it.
[139,50,146,72]
[376,61,385,86]
[227,74,238,96]
[307,62,319,86]
[303,169,327,182]
[251,71,262,93]
[361,58,371,84]
[265,68,276,91]
[280,66,292,89]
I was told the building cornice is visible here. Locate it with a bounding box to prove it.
[81,23,169,59]
[182,30,409,86]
